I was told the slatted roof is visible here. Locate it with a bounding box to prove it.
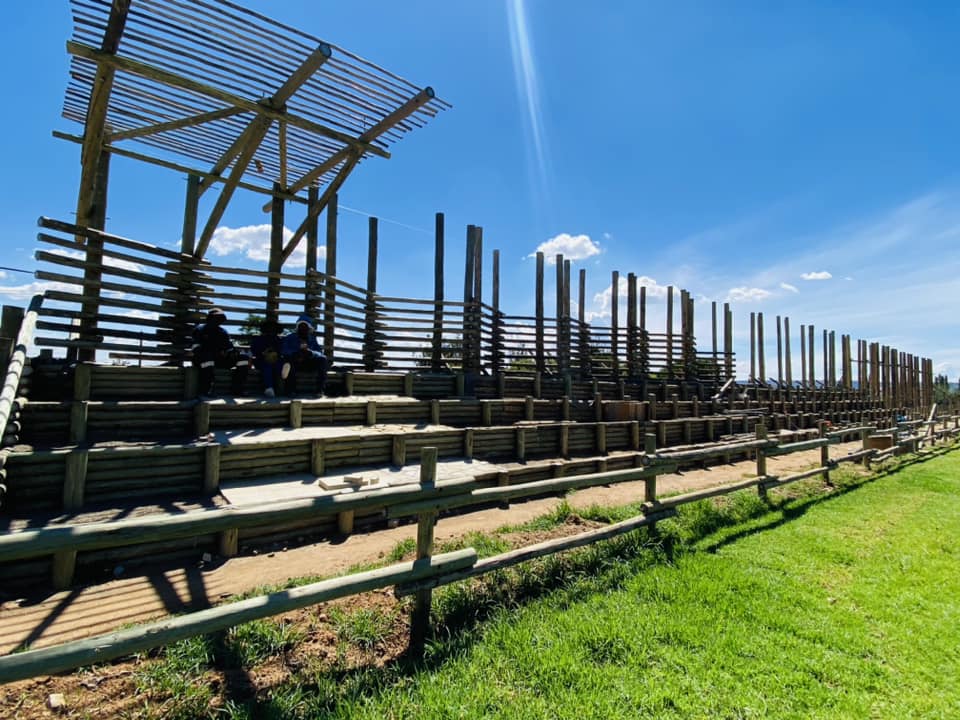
[61,0,449,204]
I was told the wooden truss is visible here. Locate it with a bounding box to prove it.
[62,0,448,261]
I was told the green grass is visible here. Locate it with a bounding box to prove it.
[316,449,960,718]
[329,606,394,650]
[123,448,960,719]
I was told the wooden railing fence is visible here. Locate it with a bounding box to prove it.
[0,422,957,683]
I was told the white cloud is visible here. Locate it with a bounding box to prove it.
[209,224,325,268]
[528,233,601,264]
[592,274,669,315]
[780,282,799,293]
[801,271,832,281]
[122,309,160,321]
[49,247,143,274]
[0,280,74,301]
[726,286,771,303]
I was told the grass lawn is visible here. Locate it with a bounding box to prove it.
[329,451,960,719]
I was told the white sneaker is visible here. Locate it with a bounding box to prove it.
[281,363,291,380]
[264,387,275,398]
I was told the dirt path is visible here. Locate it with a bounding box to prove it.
[0,444,858,654]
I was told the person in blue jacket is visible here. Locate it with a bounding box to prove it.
[191,307,249,398]
[280,314,329,396]
[250,318,283,398]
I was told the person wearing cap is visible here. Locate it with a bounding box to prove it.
[280,313,328,397]
[191,308,250,398]
[251,317,284,398]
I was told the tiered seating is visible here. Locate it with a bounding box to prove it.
[1,359,900,594]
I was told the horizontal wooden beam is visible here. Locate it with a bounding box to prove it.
[53,131,307,204]
[108,106,245,142]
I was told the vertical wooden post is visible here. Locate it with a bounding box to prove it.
[644,434,657,503]
[829,330,836,388]
[611,271,620,379]
[640,286,649,377]
[596,423,607,455]
[463,225,476,374]
[266,182,284,320]
[819,421,831,484]
[203,444,221,495]
[784,317,792,389]
[563,259,572,377]
[69,401,88,445]
[364,217,379,372]
[711,301,719,382]
[800,324,807,389]
[823,329,829,390]
[535,252,545,373]
[323,192,338,362]
[556,254,565,373]
[755,423,767,498]
[74,0,130,362]
[410,447,438,653]
[471,226,484,374]
[776,316,783,388]
[304,186,320,316]
[626,274,637,378]
[63,448,89,512]
[290,399,303,428]
[666,286,674,378]
[578,268,588,377]
[180,174,200,256]
[392,435,407,466]
[757,312,766,385]
[491,248,502,375]
[431,212,445,372]
[723,303,733,380]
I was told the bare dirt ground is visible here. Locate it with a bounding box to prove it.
[0,443,863,718]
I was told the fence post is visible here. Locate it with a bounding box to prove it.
[755,423,768,498]
[364,217,379,372]
[431,212,445,372]
[323,192,338,363]
[819,421,831,484]
[410,447,438,654]
[644,434,658,503]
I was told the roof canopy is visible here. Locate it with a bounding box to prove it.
[60,0,448,257]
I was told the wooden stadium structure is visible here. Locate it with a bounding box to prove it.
[0,0,956,683]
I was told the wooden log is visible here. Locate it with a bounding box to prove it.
[392,436,407,466]
[389,463,671,518]
[410,447,439,651]
[63,449,89,512]
[399,505,678,599]
[69,401,88,444]
[203,444,221,495]
[289,399,303,429]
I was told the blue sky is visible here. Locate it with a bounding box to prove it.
[2,1,959,379]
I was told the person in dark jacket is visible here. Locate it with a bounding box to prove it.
[250,318,283,398]
[192,308,249,397]
[280,314,328,396]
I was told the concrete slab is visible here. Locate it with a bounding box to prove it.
[220,457,505,505]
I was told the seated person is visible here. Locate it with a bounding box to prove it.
[250,318,283,398]
[280,314,328,397]
[191,307,249,398]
